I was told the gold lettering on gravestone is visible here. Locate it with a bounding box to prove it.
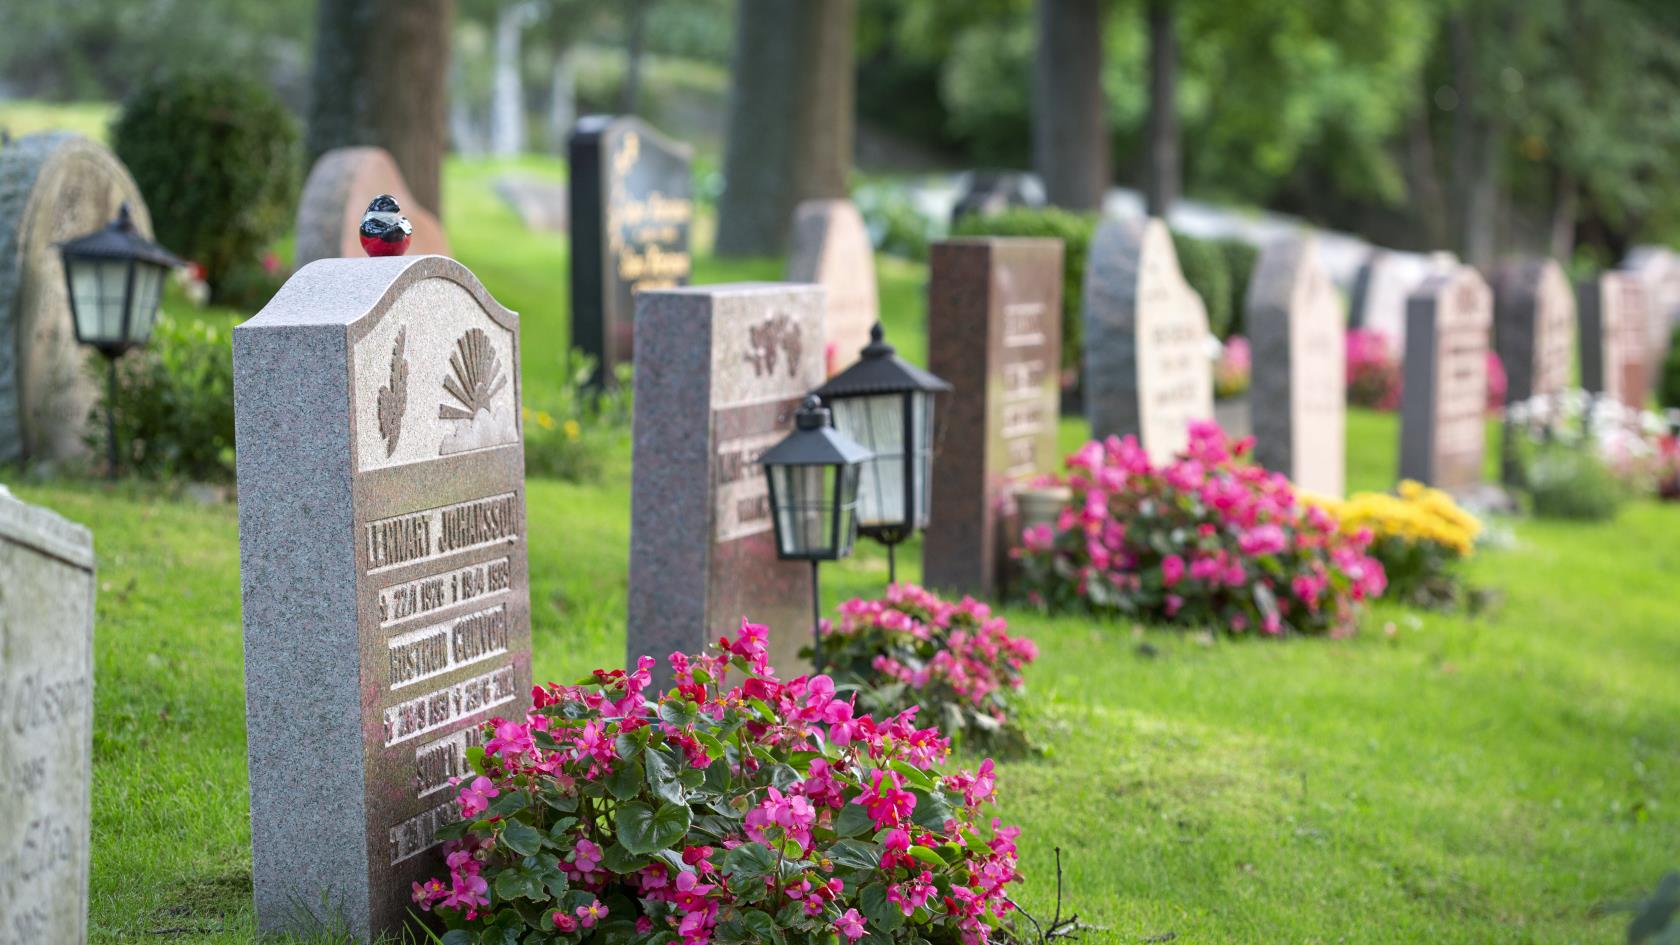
[607,131,694,293]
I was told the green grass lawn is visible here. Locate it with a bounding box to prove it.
[5,150,1678,944]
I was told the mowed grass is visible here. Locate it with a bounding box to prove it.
[6,153,1679,944]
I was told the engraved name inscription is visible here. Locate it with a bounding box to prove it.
[414,726,485,798]
[388,800,458,866]
[387,604,511,690]
[366,494,520,573]
[378,557,512,627]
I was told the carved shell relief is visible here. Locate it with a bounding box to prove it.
[438,327,518,456]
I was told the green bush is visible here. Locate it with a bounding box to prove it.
[1658,321,1680,410]
[521,350,632,484]
[1525,445,1626,521]
[953,207,1094,372]
[111,68,299,301]
[91,314,236,482]
[1172,232,1233,341]
[1217,238,1260,339]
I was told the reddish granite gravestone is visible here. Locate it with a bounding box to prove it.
[569,115,694,386]
[294,147,450,267]
[234,256,531,941]
[1399,266,1492,492]
[1578,272,1651,411]
[1246,235,1345,495]
[786,199,877,376]
[627,283,823,684]
[1491,258,1575,404]
[1621,245,1680,359]
[923,238,1063,597]
[1082,218,1214,464]
[0,131,152,466]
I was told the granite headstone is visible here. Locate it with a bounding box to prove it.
[569,115,694,386]
[1083,218,1215,464]
[786,199,877,376]
[1246,235,1346,495]
[1348,249,1457,354]
[294,147,450,268]
[1491,258,1574,404]
[0,131,152,466]
[1399,266,1492,492]
[627,283,822,684]
[1621,245,1680,358]
[0,487,94,945]
[234,255,532,941]
[924,238,1063,597]
[1578,272,1651,411]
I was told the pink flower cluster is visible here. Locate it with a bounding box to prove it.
[1017,422,1387,636]
[1346,328,1401,410]
[413,619,1022,945]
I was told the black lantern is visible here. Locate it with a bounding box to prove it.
[812,322,951,583]
[759,395,872,669]
[57,203,182,477]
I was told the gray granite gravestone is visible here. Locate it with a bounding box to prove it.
[1399,266,1492,492]
[1083,218,1214,464]
[1578,272,1651,411]
[627,283,823,684]
[234,255,532,941]
[569,116,694,386]
[0,487,94,945]
[1491,258,1574,405]
[786,199,877,376]
[924,238,1063,597]
[1247,235,1346,495]
[1348,249,1457,355]
[0,131,152,466]
[1622,245,1680,360]
[294,147,450,268]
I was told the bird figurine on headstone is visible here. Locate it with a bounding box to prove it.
[359,193,414,257]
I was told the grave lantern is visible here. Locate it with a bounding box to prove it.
[57,203,182,477]
[813,322,951,583]
[759,394,872,668]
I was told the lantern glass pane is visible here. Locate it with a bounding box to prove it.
[100,259,130,341]
[771,464,836,557]
[912,391,936,529]
[835,463,862,557]
[830,392,906,529]
[128,261,166,344]
[67,258,106,343]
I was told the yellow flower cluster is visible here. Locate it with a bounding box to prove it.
[520,407,582,441]
[1310,480,1481,557]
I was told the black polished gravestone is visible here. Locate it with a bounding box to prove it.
[568,115,694,386]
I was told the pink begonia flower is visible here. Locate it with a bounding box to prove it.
[837,908,867,942]
[1161,553,1185,587]
[485,718,533,758]
[860,768,917,829]
[636,916,655,934]
[457,776,498,819]
[575,899,608,928]
[551,912,578,932]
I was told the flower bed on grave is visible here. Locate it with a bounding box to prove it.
[1015,422,1387,637]
[414,621,1025,945]
[1307,481,1481,610]
[813,585,1038,753]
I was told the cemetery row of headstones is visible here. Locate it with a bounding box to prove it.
[10,111,1680,945]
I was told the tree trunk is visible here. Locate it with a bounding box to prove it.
[308,0,453,215]
[1144,0,1180,218]
[548,46,577,154]
[621,0,650,114]
[492,3,537,157]
[714,0,856,257]
[1447,12,1502,268]
[1548,166,1577,262]
[1032,0,1109,211]
[1402,87,1450,250]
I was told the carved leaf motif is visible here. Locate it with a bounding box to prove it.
[439,328,508,420]
[376,327,409,456]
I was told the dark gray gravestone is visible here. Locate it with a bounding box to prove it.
[627,283,823,684]
[1491,258,1574,404]
[1578,272,1651,411]
[569,116,694,386]
[1083,218,1214,464]
[924,238,1063,597]
[1247,235,1345,495]
[0,487,94,945]
[234,256,532,941]
[0,132,151,466]
[1399,266,1492,492]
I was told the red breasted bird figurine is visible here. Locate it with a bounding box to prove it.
[359,193,414,257]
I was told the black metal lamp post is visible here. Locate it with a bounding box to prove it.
[57,203,182,478]
[759,395,872,670]
[812,322,951,584]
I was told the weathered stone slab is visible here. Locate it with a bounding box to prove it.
[294,147,450,268]
[1399,266,1492,492]
[628,283,822,683]
[924,238,1063,597]
[786,199,877,375]
[1578,271,1651,410]
[234,255,531,941]
[494,174,568,233]
[1491,258,1574,404]
[0,131,151,466]
[1083,218,1214,464]
[1348,249,1457,354]
[0,487,94,945]
[569,116,694,385]
[1621,245,1680,359]
[1246,234,1345,495]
